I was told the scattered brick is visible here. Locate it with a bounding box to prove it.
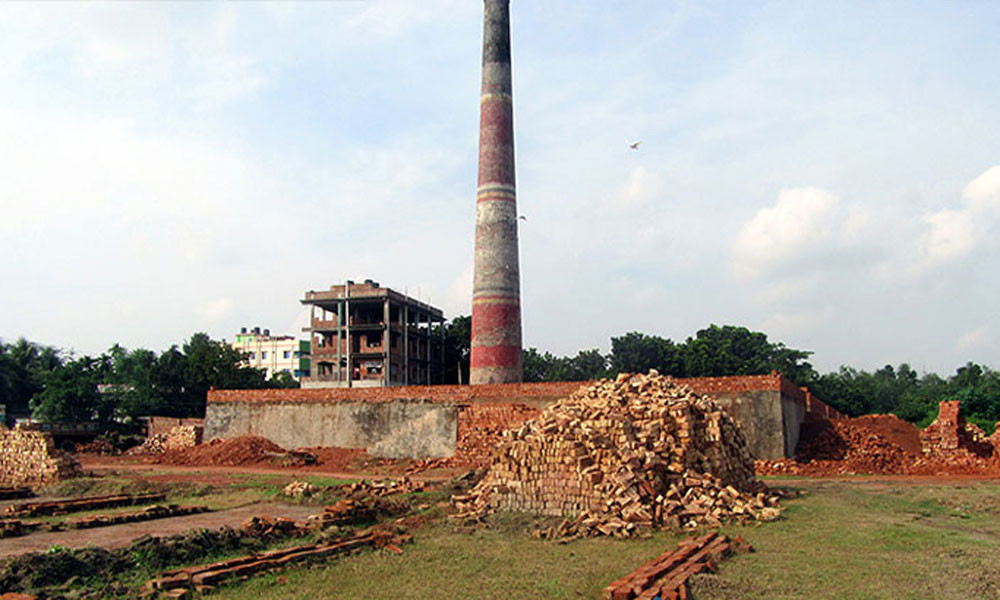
[757,401,1000,476]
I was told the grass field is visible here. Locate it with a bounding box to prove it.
[204,478,1000,600]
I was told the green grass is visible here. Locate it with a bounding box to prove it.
[203,479,1000,600]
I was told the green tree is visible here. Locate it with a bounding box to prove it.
[608,332,681,375]
[181,333,268,416]
[522,348,557,383]
[30,355,114,424]
[0,338,63,418]
[437,316,471,384]
[679,325,815,384]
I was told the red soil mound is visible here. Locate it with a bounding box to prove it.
[156,436,287,467]
[851,414,922,455]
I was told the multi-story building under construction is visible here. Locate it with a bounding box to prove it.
[301,280,444,388]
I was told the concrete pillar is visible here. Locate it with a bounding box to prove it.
[471,0,522,384]
[383,298,390,386]
[403,303,409,386]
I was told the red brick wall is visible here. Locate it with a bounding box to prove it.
[208,374,833,415]
[208,381,585,406]
[454,403,541,466]
[679,374,782,394]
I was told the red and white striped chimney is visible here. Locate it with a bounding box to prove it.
[470,0,522,384]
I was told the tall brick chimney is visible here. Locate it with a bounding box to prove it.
[470,0,522,384]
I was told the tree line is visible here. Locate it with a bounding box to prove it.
[511,324,995,433]
[3,322,998,434]
[0,333,293,428]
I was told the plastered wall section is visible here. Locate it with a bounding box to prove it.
[702,390,796,460]
[206,399,457,459]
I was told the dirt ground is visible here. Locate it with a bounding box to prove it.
[0,501,319,558]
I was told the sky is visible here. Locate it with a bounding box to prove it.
[1,1,998,375]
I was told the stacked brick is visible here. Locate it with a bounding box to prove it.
[0,428,81,488]
[452,372,780,534]
[128,424,203,455]
[408,403,541,473]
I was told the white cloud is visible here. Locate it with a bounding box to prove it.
[201,298,234,321]
[731,187,843,280]
[918,208,977,266]
[611,166,666,212]
[0,107,252,234]
[907,165,1000,276]
[962,165,1000,209]
[345,0,473,39]
[956,326,990,352]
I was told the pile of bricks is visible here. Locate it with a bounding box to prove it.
[451,372,779,534]
[3,492,166,518]
[0,428,82,488]
[333,477,424,497]
[73,438,118,455]
[757,417,913,476]
[283,481,319,498]
[128,425,203,455]
[601,531,752,600]
[240,515,308,538]
[306,495,408,530]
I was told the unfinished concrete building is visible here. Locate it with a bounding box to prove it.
[301,280,444,389]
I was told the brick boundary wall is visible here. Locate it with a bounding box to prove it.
[207,374,840,417]
[206,374,840,461]
[207,381,585,406]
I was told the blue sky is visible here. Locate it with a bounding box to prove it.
[1,1,998,374]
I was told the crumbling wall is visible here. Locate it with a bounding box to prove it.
[920,400,994,458]
[0,428,82,488]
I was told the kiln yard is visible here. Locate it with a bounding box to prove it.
[1,373,999,599]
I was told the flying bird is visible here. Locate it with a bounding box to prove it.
[628,141,642,150]
[518,215,527,221]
